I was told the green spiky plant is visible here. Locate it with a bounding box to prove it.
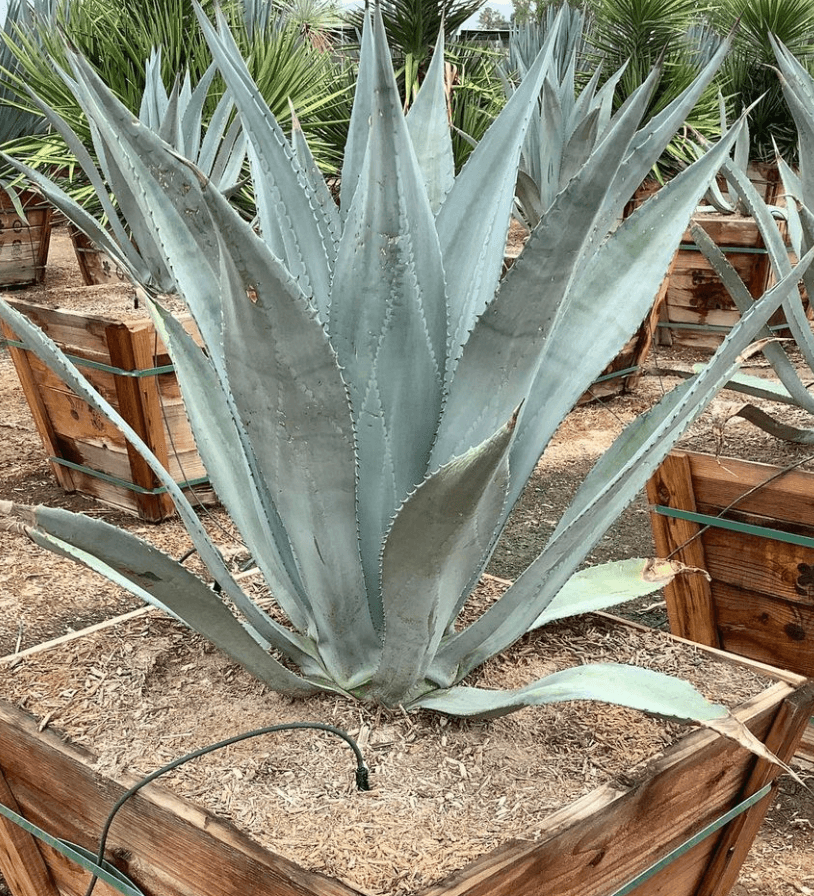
[710,0,814,165]
[0,0,351,191]
[582,0,725,177]
[1,5,811,749]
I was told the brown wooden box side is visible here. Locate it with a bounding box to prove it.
[0,700,364,896]
[0,197,52,288]
[648,450,814,679]
[0,681,809,896]
[420,680,813,896]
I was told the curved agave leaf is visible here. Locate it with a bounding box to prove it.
[690,221,814,414]
[414,663,729,720]
[433,96,742,476]
[289,104,341,240]
[714,369,800,404]
[372,413,515,705]
[52,51,226,358]
[773,35,814,207]
[206,200,378,687]
[5,503,323,692]
[734,405,814,443]
[193,4,336,314]
[411,663,788,770]
[405,26,454,215]
[0,300,285,664]
[328,7,446,614]
[503,119,748,515]
[339,6,375,216]
[529,558,690,629]
[593,31,734,236]
[149,301,313,637]
[714,161,814,377]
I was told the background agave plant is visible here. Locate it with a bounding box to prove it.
[1,5,811,750]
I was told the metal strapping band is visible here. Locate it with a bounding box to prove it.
[608,783,773,896]
[0,337,174,378]
[678,243,769,255]
[653,505,814,551]
[592,365,640,385]
[50,456,210,495]
[656,321,791,333]
[0,800,144,896]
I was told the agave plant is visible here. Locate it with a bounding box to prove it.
[505,8,625,226]
[1,5,811,745]
[683,37,814,443]
[0,0,56,156]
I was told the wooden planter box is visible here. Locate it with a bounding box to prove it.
[68,226,129,286]
[657,213,798,351]
[0,190,53,289]
[0,614,811,896]
[0,295,214,521]
[647,449,814,762]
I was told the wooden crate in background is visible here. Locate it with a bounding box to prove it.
[647,449,814,763]
[1,293,214,521]
[0,191,52,289]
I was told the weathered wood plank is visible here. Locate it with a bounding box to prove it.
[694,679,814,896]
[0,767,60,896]
[646,452,719,646]
[106,322,174,520]
[0,322,77,494]
[713,582,814,678]
[702,527,814,608]
[420,683,804,896]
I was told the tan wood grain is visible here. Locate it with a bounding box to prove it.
[0,766,60,896]
[646,452,719,646]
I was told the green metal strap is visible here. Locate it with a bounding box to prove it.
[0,336,174,378]
[0,799,144,896]
[678,243,769,255]
[656,321,791,333]
[608,783,773,896]
[592,365,640,385]
[653,504,814,551]
[50,456,210,495]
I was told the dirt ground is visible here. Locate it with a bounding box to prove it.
[0,224,812,895]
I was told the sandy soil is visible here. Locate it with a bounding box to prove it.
[0,224,811,895]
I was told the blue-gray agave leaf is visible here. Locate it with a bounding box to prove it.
[405,26,455,215]
[194,4,336,312]
[5,504,322,691]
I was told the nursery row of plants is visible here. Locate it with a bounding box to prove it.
[0,0,813,895]
[3,0,814,191]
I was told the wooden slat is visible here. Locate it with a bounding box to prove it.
[687,452,814,530]
[702,526,814,607]
[105,322,175,521]
[0,321,77,494]
[0,766,60,896]
[713,582,814,678]
[695,679,814,896]
[0,196,52,288]
[646,452,719,647]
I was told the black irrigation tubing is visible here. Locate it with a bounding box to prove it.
[83,721,371,896]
